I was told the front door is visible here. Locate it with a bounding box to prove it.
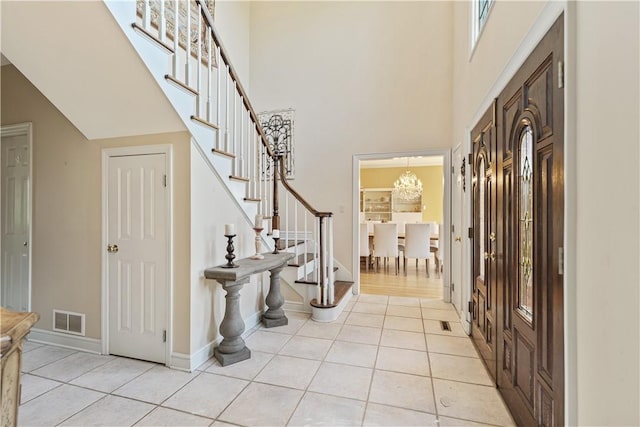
[495,15,565,426]
[471,104,498,380]
[107,153,168,364]
[1,124,31,312]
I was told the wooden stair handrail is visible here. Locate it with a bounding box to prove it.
[195,0,331,220]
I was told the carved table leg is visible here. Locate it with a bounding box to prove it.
[214,279,251,366]
[262,263,288,327]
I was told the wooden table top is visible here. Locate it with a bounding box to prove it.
[1,308,39,354]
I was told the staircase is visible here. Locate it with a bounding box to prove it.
[105,0,352,321]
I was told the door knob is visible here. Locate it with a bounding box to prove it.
[455,236,461,242]
[484,251,495,261]
[107,244,119,253]
[489,232,496,241]
[23,241,28,247]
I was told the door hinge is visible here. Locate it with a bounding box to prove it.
[451,283,455,292]
[451,165,455,175]
[163,174,167,188]
[451,224,455,234]
[558,61,564,89]
[559,247,564,275]
[163,330,167,342]
[468,153,473,166]
[468,301,473,314]
[468,227,474,239]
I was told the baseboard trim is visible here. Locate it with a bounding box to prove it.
[283,301,311,314]
[28,328,102,354]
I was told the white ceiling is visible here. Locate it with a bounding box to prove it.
[360,156,444,169]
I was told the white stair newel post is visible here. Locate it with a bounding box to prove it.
[172,0,179,77]
[328,216,335,305]
[316,218,321,301]
[185,0,191,87]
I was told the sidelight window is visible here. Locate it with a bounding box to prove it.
[518,125,534,320]
[471,0,494,50]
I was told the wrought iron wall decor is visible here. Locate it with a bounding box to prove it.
[258,109,295,180]
[136,0,217,67]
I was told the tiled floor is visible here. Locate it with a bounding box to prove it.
[19,295,515,426]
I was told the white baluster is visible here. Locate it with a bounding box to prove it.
[316,219,321,303]
[206,31,213,123]
[185,0,191,87]
[195,4,202,116]
[216,46,222,146]
[224,65,230,152]
[172,0,179,76]
[143,0,151,29]
[303,210,308,280]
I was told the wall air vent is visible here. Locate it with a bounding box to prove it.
[53,310,85,336]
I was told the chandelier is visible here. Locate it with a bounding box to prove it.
[393,159,423,201]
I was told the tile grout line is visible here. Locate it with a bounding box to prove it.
[422,303,440,422]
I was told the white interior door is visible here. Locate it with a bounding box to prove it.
[1,126,31,312]
[107,153,167,363]
[451,145,464,316]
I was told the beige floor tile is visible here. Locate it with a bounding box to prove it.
[308,362,373,401]
[363,403,437,426]
[369,370,435,413]
[261,316,308,335]
[383,316,424,332]
[433,379,515,426]
[31,351,114,382]
[375,346,430,376]
[254,354,321,389]
[334,311,349,324]
[388,296,421,307]
[205,350,274,380]
[346,312,385,328]
[429,353,493,386]
[380,329,427,351]
[336,325,382,345]
[422,308,462,322]
[218,382,303,426]
[352,302,388,315]
[288,392,366,426]
[244,330,292,354]
[22,340,43,353]
[297,320,342,340]
[423,319,467,337]
[386,305,422,319]
[162,372,247,419]
[279,335,333,360]
[420,299,456,310]
[426,334,479,358]
[20,374,63,404]
[438,415,495,426]
[113,365,197,404]
[325,340,378,368]
[21,346,76,372]
[287,311,312,321]
[60,395,154,426]
[344,300,356,312]
[71,357,155,393]
[136,407,213,426]
[18,384,105,426]
[358,294,389,305]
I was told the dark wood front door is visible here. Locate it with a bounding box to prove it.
[471,14,565,426]
[471,104,497,380]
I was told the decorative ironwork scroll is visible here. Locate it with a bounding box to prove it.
[258,109,295,179]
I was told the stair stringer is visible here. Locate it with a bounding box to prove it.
[104,1,271,246]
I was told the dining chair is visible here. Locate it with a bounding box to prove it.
[403,223,433,277]
[366,220,381,234]
[434,222,443,277]
[373,223,400,274]
[359,223,372,271]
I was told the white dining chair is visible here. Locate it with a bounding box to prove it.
[373,223,400,274]
[434,222,443,277]
[404,223,433,277]
[359,223,372,271]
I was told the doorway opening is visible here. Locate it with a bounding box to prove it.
[352,150,451,300]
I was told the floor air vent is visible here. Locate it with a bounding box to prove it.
[440,320,451,331]
[53,310,85,336]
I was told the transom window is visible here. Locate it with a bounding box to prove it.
[471,0,494,50]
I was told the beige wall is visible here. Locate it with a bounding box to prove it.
[574,2,639,425]
[360,166,444,223]
[1,65,192,354]
[249,1,454,277]
[216,0,252,92]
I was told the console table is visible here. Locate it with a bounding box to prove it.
[204,252,294,366]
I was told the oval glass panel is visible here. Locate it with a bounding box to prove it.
[518,125,534,320]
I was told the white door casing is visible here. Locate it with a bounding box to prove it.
[104,149,169,364]
[1,123,32,312]
[451,145,464,317]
